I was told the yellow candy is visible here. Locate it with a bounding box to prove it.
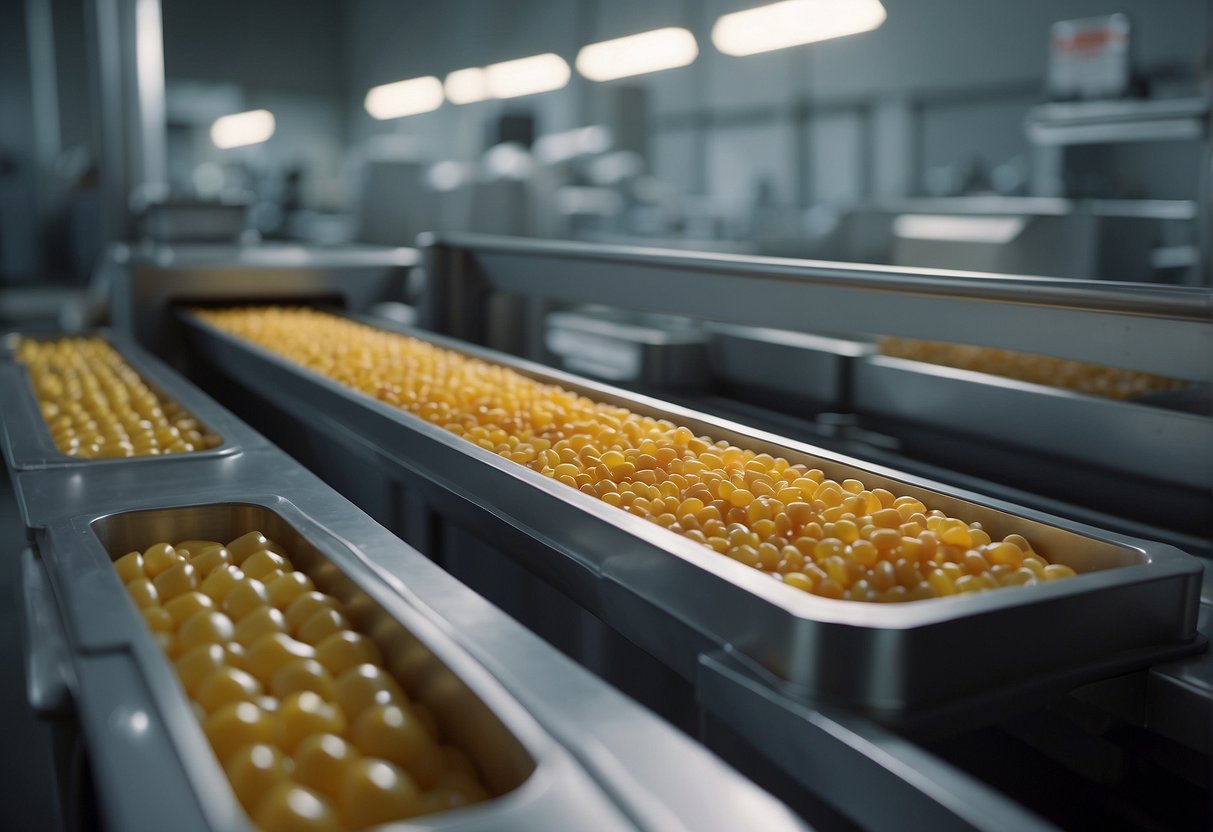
[197,307,1079,605]
[15,337,220,458]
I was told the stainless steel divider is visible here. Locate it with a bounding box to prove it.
[417,234,1213,383]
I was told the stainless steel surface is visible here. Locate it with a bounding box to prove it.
[0,332,258,470]
[696,649,1058,832]
[108,243,417,356]
[1025,97,1209,146]
[545,309,709,388]
[86,0,167,247]
[3,350,810,831]
[705,323,874,410]
[1145,599,1212,753]
[418,234,1213,383]
[70,500,609,831]
[852,354,1212,491]
[180,309,1205,721]
[18,548,72,717]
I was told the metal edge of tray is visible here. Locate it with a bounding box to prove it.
[0,331,256,470]
[703,323,876,410]
[851,354,1212,491]
[32,493,639,832]
[419,233,1213,385]
[178,310,1205,716]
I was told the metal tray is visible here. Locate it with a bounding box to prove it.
[704,323,874,411]
[28,498,636,832]
[0,331,252,470]
[852,354,1212,491]
[179,310,1206,723]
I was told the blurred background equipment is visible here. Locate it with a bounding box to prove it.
[1,2,1210,831]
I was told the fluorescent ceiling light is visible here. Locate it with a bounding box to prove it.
[712,0,886,57]
[576,27,698,81]
[485,53,570,99]
[893,215,1026,245]
[364,76,444,120]
[445,67,489,104]
[210,109,275,149]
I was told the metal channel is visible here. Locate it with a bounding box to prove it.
[0,331,258,470]
[35,496,633,832]
[178,310,1204,720]
[852,355,1212,491]
[418,234,1213,383]
[9,446,810,832]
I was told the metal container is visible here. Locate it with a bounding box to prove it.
[544,308,709,389]
[25,498,638,832]
[179,310,1206,726]
[704,323,875,411]
[852,354,1212,491]
[0,332,255,470]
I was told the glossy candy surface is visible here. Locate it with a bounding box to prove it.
[16,336,221,457]
[200,307,1081,603]
[113,531,490,829]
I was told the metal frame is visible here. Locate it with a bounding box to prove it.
[418,234,1213,382]
[108,243,418,357]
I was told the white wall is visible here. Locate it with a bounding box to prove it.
[341,0,1207,217]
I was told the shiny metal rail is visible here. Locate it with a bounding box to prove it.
[179,310,1203,726]
[417,234,1213,382]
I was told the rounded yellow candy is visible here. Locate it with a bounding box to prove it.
[244,632,316,687]
[125,577,159,609]
[114,551,144,583]
[333,663,404,720]
[295,608,351,646]
[199,565,246,604]
[242,549,289,581]
[253,782,340,832]
[143,543,184,579]
[163,591,215,628]
[224,743,293,812]
[141,606,174,633]
[274,691,347,754]
[265,572,315,610]
[177,610,235,651]
[234,606,288,647]
[204,701,274,765]
[350,703,439,786]
[188,546,232,578]
[226,532,270,564]
[175,643,229,697]
[272,658,337,702]
[223,578,270,621]
[285,592,343,633]
[175,540,223,558]
[152,561,197,603]
[293,733,357,801]
[339,758,421,828]
[314,631,382,677]
[195,666,264,713]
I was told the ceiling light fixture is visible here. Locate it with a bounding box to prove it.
[576,27,698,81]
[712,0,886,57]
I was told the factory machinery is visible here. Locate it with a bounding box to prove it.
[2,236,1209,831]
